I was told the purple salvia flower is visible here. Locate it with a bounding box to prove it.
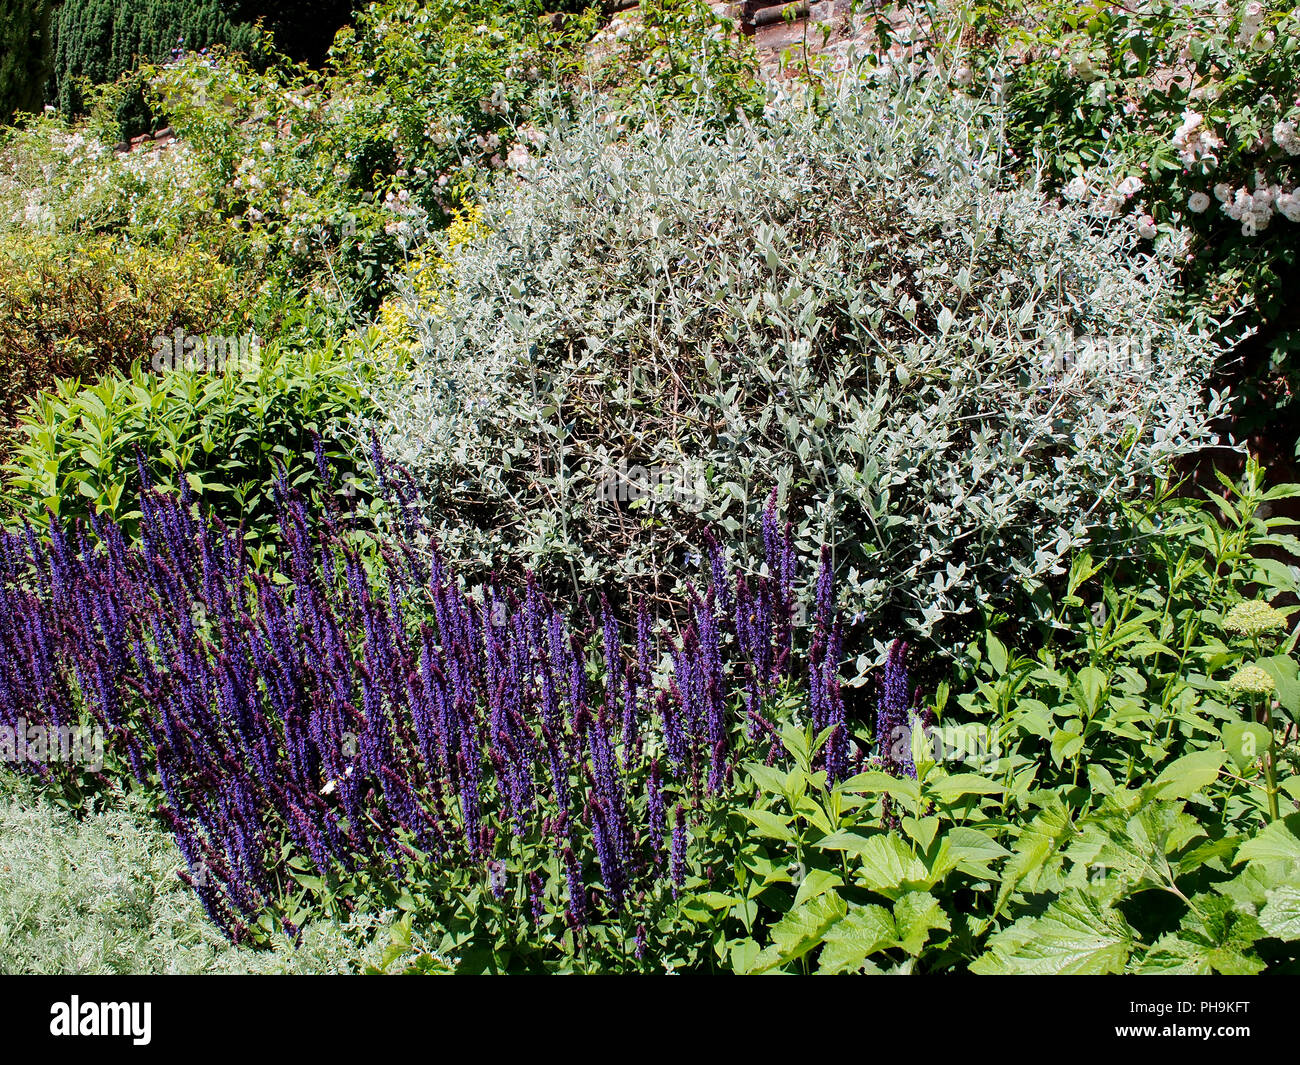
[670,804,688,896]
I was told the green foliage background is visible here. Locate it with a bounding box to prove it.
[0,1,56,121]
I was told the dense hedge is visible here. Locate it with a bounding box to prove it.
[51,0,264,116]
[0,1,56,121]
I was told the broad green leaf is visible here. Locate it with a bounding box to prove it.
[816,904,894,974]
[1150,748,1225,800]
[943,826,1011,874]
[1259,886,1300,942]
[1222,721,1272,770]
[1235,815,1300,865]
[928,773,1006,804]
[847,834,932,898]
[739,808,794,842]
[1050,721,1084,765]
[900,815,939,851]
[1137,894,1266,975]
[972,891,1133,975]
[769,892,848,964]
[892,892,950,955]
[996,796,1075,912]
[840,770,922,805]
[792,868,844,908]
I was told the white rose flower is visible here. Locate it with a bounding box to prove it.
[1224,188,1251,220]
[1117,175,1143,198]
[506,143,532,172]
[1134,213,1158,239]
[1187,191,1211,213]
[1277,190,1300,223]
[1273,120,1300,155]
[1240,210,1270,236]
[1063,175,1089,202]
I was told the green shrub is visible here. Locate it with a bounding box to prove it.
[0,0,55,122]
[326,0,597,214]
[718,464,1300,974]
[586,0,767,122]
[0,234,251,423]
[2,332,382,542]
[375,73,1224,655]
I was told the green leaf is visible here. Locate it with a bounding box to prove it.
[846,834,932,898]
[769,892,848,964]
[739,808,794,842]
[1050,721,1084,765]
[1259,885,1300,942]
[972,891,1133,975]
[1150,748,1224,800]
[1257,655,1300,720]
[1235,815,1300,865]
[986,632,1008,675]
[744,763,790,798]
[1137,895,1266,975]
[996,796,1075,912]
[900,815,939,851]
[792,868,844,908]
[840,770,922,805]
[1222,721,1272,770]
[944,826,1010,872]
[928,773,1006,804]
[729,938,763,974]
[892,891,950,955]
[816,904,894,973]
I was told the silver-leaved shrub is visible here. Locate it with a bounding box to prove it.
[374,71,1226,652]
[0,775,440,973]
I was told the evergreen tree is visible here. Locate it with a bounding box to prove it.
[0,0,55,122]
[51,0,263,115]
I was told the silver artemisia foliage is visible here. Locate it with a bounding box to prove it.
[374,73,1226,646]
[0,777,441,973]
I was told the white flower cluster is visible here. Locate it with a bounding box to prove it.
[1236,0,1274,48]
[233,156,265,192]
[1067,53,1101,82]
[1089,173,1145,216]
[505,143,532,172]
[1215,175,1300,233]
[598,19,640,44]
[382,187,430,247]
[1062,173,1157,235]
[1274,119,1300,155]
[478,83,510,117]
[1172,110,1223,166]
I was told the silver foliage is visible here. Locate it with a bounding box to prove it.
[374,74,1225,644]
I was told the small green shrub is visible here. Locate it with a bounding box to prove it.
[2,332,381,541]
[326,0,597,213]
[0,0,55,122]
[719,464,1300,974]
[0,234,251,422]
[50,0,265,118]
[586,0,767,122]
